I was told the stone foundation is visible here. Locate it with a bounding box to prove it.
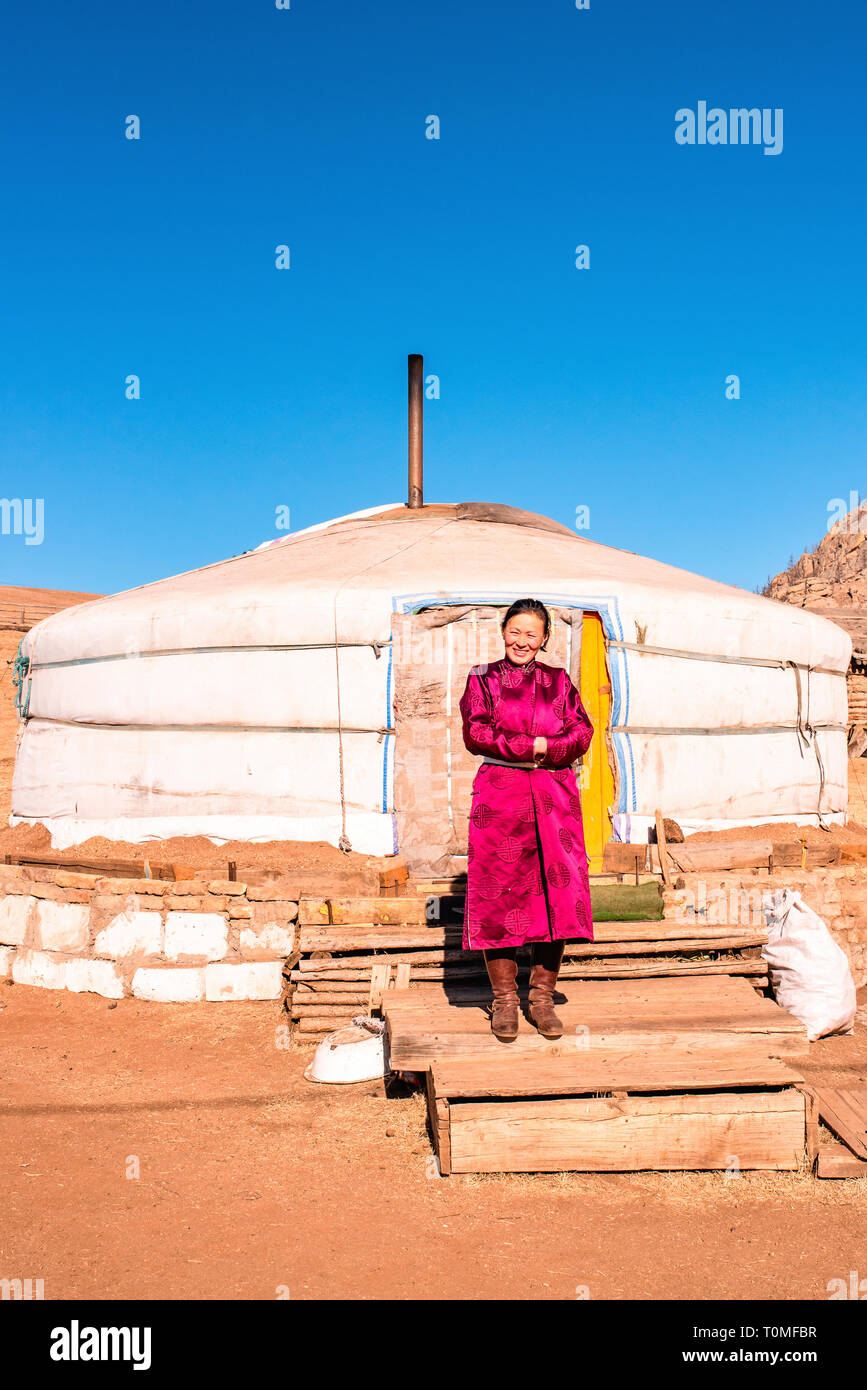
[0,864,297,1001]
[663,865,867,987]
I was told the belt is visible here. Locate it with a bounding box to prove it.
[481,756,539,769]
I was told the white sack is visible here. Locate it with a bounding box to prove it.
[761,888,856,1042]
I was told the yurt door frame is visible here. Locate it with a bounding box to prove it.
[579,611,616,874]
[390,601,614,876]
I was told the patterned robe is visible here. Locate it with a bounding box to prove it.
[459,655,595,950]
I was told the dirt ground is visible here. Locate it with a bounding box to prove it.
[685,819,867,844]
[1,982,865,1302]
[0,819,395,878]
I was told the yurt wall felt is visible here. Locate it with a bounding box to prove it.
[11,503,852,852]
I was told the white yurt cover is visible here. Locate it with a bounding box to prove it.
[11,502,851,852]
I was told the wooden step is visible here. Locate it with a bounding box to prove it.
[298,919,765,952]
[294,959,768,984]
[430,1049,804,1098]
[428,1083,806,1175]
[384,976,806,1069]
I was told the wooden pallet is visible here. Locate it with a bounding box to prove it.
[382,976,807,1070]
[426,1049,807,1174]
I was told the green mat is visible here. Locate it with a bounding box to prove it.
[589,880,663,922]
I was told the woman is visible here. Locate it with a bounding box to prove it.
[459,599,595,1042]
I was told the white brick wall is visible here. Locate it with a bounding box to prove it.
[205,961,283,1001]
[12,948,123,997]
[0,895,32,946]
[131,967,206,1003]
[13,949,68,990]
[34,900,90,953]
[164,913,228,963]
[94,910,162,960]
[64,957,124,998]
[239,922,296,959]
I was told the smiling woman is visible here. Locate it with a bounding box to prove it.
[459,597,595,1043]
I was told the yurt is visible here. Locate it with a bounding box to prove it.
[11,491,852,875]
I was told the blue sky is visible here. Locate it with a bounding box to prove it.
[1,0,864,596]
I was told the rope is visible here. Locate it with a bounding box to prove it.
[29,639,394,673]
[610,722,844,735]
[804,665,830,829]
[609,641,846,678]
[785,660,810,752]
[786,660,829,828]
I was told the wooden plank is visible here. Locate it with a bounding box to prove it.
[654,809,672,889]
[436,1098,451,1175]
[303,918,761,942]
[387,976,798,1015]
[803,1085,820,1169]
[432,1051,803,1098]
[299,927,461,951]
[291,1011,358,1023]
[298,919,763,952]
[293,980,373,993]
[381,973,759,1009]
[410,877,467,897]
[5,851,177,881]
[295,939,464,961]
[292,960,769,986]
[297,932,766,958]
[299,898,431,925]
[258,870,381,896]
[384,984,807,1070]
[772,843,841,868]
[291,992,369,1006]
[425,1070,452,1175]
[446,1090,805,1173]
[564,935,766,956]
[559,960,768,980]
[386,1020,806,1071]
[368,961,391,1012]
[654,841,773,873]
[295,1015,360,1032]
[817,1140,867,1179]
[811,1087,867,1160]
[602,843,648,874]
[379,861,409,889]
[380,978,769,1004]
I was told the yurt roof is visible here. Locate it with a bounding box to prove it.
[22,501,852,673]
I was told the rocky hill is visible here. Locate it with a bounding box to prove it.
[764,500,867,658]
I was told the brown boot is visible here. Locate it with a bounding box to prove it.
[483,950,519,1042]
[528,940,565,1038]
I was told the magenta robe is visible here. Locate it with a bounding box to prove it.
[459,655,595,951]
